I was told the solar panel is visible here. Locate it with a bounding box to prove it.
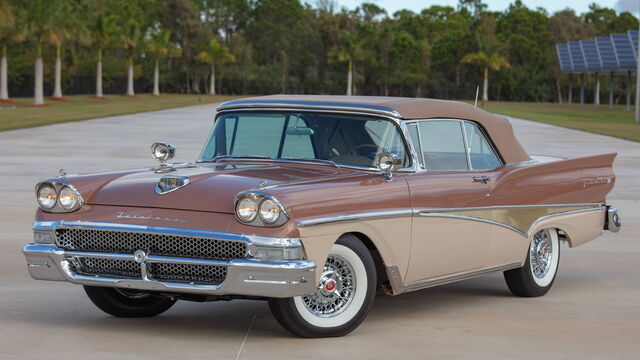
[629,30,638,57]
[580,40,601,70]
[556,43,572,72]
[595,37,618,69]
[611,33,636,68]
[568,41,586,71]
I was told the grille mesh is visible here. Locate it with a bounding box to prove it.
[74,258,227,285]
[151,263,227,284]
[56,228,248,261]
[76,258,141,278]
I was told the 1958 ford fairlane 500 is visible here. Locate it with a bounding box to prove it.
[23,95,621,337]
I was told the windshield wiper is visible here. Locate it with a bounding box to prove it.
[208,155,272,162]
[282,157,339,168]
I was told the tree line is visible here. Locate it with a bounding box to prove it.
[0,0,638,106]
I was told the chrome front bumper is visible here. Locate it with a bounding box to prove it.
[23,222,317,298]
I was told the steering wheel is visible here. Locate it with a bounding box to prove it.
[348,144,385,156]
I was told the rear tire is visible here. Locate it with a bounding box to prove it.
[504,228,560,297]
[84,286,176,318]
[268,234,377,338]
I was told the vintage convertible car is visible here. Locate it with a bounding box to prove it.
[23,95,621,337]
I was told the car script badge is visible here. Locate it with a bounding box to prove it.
[155,176,190,195]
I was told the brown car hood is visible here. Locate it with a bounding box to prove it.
[75,163,350,213]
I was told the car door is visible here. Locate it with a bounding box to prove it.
[404,119,503,283]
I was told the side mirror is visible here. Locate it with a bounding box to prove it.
[375,153,402,180]
[151,142,175,166]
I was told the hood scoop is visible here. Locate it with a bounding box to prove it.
[155,176,190,195]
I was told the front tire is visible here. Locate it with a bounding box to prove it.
[268,235,377,338]
[84,286,176,318]
[504,228,560,297]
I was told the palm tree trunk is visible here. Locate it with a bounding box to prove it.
[0,43,8,101]
[126,57,135,96]
[346,59,353,96]
[209,63,216,95]
[153,58,160,96]
[96,48,103,98]
[482,66,489,102]
[34,44,44,106]
[53,44,63,98]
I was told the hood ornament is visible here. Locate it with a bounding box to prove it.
[155,175,190,195]
[151,142,176,167]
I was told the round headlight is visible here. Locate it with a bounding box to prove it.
[58,186,79,210]
[37,185,57,209]
[259,198,281,224]
[236,197,258,223]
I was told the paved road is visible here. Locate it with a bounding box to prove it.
[1,104,638,359]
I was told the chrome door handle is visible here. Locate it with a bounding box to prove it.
[472,176,490,184]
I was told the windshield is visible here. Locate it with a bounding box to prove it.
[199,111,410,169]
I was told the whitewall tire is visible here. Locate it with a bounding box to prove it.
[504,228,561,297]
[268,234,377,337]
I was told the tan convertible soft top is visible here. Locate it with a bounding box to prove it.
[218,95,531,164]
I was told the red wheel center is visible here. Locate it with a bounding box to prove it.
[325,280,335,291]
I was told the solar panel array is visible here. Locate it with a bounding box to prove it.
[557,30,638,73]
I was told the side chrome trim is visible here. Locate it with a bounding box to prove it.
[297,209,413,228]
[297,203,604,231]
[526,206,606,236]
[417,212,528,237]
[415,203,604,212]
[418,205,605,238]
[385,262,522,295]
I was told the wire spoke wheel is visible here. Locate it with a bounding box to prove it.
[530,230,553,279]
[302,254,356,318]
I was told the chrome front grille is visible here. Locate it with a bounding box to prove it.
[72,257,227,285]
[77,257,142,278]
[150,263,227,284]
[56,228,248,260]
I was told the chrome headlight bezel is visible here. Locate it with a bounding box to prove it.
[234,191,288,227]
[35,180,84,213]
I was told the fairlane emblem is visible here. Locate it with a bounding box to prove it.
[155,176,190,194]
[582,177,612,188]
[116,212,188,223]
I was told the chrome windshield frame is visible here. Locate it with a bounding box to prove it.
[197,108,420,173]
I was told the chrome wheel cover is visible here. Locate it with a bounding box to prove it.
[530,230,553,279]
[302,254,356,318]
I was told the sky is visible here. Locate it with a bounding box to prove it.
[329,0,640,15]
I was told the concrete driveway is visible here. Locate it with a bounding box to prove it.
[1,103,638,359]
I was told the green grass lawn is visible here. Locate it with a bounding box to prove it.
[0,94,242,132]
[481,101,640,142]
[2,95,639,142]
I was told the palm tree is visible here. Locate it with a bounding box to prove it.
[0,0,17,103]
[461,39,509,103]
[23,0,66,106]
[146,29,181,96]
[89,14,117,98]
[196,39,234,95]
[329,32,363,96]
[49,3,87,100]
[121,20,140,96]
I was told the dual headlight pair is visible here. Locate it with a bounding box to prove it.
[36,180,84,213]
[235,192,288,227]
